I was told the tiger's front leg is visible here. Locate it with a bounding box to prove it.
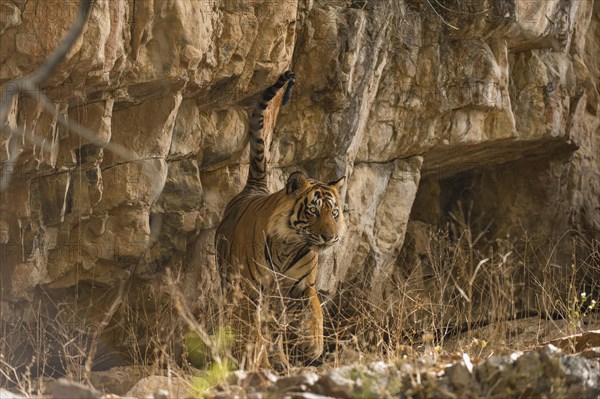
[282,286,324,365]
[302,286,324,361]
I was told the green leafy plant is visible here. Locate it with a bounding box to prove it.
[190,359,235,397]
[567,289,598,329]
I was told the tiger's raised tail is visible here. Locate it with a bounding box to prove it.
[246,71,296,192]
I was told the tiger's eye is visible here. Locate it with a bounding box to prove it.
[332,209,339,218]
[309,206,318,214]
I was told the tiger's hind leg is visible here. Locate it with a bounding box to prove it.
[226,286,278,370]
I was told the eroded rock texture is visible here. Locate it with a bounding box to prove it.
[0,0,598,367]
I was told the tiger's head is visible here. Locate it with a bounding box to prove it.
[283,171,346,250]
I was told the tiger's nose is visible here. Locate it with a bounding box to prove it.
[321,234,338,243]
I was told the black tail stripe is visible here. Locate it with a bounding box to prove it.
[251,161,265,173]
[263,87,278,102]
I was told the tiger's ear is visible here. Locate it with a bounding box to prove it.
[286,171,310,194]
[327,176,346,192]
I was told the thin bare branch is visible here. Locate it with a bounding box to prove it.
[424,0,459,30]
[0,0,92,126]
[0,0,94,193]
[432,0,489,16]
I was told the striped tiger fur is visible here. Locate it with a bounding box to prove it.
[215,71,346,367]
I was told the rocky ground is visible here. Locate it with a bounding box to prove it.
[215,344,600,399]
[1,320,599,399]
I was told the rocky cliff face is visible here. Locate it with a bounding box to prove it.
[0,0,598,363]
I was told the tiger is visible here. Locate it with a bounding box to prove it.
[215,71,346,368]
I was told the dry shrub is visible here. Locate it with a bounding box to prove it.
[0,276,192,396]
[1,219,597,395]
[323,205,599,363]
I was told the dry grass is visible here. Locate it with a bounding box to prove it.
[320,210,599,366]
[0,220,598,397]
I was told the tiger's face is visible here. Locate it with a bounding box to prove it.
[286,171,346,249]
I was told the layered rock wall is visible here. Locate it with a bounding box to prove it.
[0,0,598,344]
